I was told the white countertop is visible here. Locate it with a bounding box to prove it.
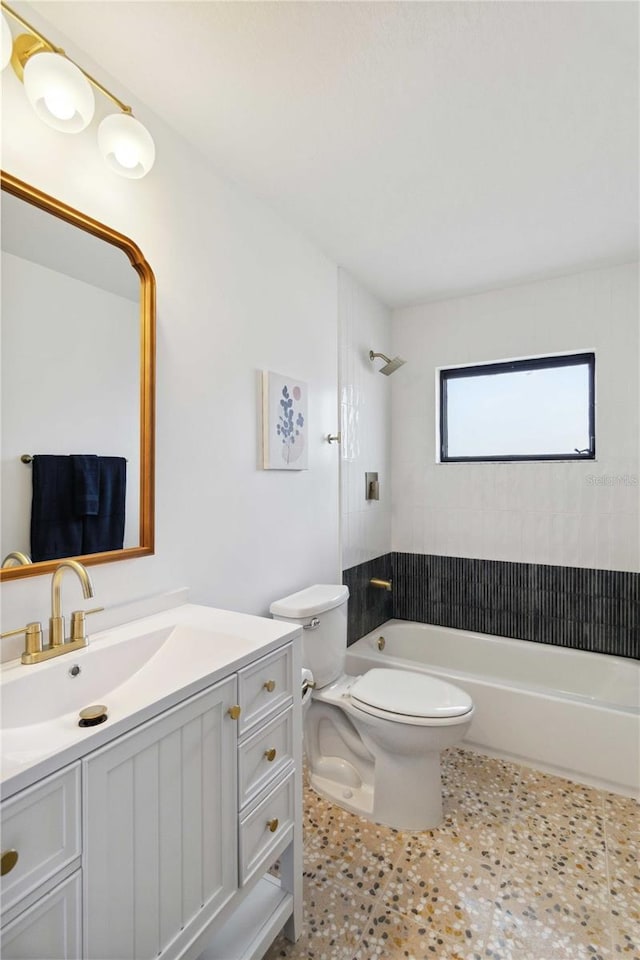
[1,603,300,800]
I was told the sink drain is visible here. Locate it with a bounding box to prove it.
[78,704,108,727]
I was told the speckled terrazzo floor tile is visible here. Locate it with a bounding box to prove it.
[503,812,607,883]
[303,806,402,898]
[515,768,605,817]
[400,807,509,869]
[351,904,487,960]
[380,842,498,945]
[434,750,520,859]
[296,754,634,960]
[443,775,518,824]
[608,842,640,928]
[488,863,612,959]
[263,876,376,960]
[611,923,640,958]
[604,793,640,832]
[443,749,520,788]
[484,919,611,960]
[322,803,402,852]
[304,786,336,836]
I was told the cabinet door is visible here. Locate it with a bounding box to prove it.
[1,871,81,960]
[83,679,238,960]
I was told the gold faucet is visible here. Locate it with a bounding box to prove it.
[0,560,103,664]
[1,551,32,567]
[50,560,95,647]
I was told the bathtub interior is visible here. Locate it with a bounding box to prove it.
[349,619,639,710]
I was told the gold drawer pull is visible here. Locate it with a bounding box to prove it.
[267,818,279,833]
[227,705,241,720]
[263,680,276,693]
[264,748,277,762]
[1,850,19,876]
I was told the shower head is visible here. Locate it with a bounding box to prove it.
[369,350,407,376]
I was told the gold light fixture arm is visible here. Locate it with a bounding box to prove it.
[1,1,56,53]
[1,1,132,114]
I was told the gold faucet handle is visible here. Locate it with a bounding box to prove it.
[0,622,43,659]
[70,607,104,642]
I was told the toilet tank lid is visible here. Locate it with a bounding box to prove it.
[270,584,349,618]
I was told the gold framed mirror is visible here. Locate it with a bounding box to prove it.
[0,171,155,581]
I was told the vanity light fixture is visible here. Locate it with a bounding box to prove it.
[1,1,155,177]
[23,50,95,132]
[97,112,156,180]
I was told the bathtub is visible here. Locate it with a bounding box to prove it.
[345,619,640,797]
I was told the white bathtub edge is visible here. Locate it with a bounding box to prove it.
[459,742,640,801]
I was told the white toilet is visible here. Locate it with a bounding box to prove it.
[270,584,474,831]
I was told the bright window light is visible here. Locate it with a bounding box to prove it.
[439,353,595,462]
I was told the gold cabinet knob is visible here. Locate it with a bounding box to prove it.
[263,680,276,693]
[264,748,277,762]
[267,818,279,833]
[227,705,241,720]
[1,850,19,876]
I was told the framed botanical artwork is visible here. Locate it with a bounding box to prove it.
[262,371,308,470]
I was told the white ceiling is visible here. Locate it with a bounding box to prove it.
[28,1,639,307]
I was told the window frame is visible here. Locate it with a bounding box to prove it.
[439,352,596,463]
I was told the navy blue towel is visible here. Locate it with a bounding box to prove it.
[71,454,100,516]
[31,455,127,561]
[30,456,83,562]
[82,457,127,555]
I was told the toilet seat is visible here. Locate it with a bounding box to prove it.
[349,668,473,726]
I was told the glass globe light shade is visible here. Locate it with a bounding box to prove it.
[98,113,155,179]
[23,51,95,132]
[0,13,11,72]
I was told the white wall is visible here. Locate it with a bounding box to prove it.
[392,263,640,571]
[1,252,140,558]
[0,21,340,659]
[338,269,392,569]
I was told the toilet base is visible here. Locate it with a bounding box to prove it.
[309,771,374,819]
[308,750,445,831]
[305,680,472,831]
[371,749,443,831]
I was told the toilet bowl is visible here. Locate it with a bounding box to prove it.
[271,584,474,830]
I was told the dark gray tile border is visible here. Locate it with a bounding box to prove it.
[343,553,393,646]
[343,552,639,660]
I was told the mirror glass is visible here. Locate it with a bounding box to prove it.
[0,173,155,580]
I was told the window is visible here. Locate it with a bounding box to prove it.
[439,352,595,462]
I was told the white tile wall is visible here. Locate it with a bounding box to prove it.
[391,263,640,571]
[338,269,392,570]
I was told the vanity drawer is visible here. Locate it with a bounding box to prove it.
[238,706,294,809]
[239,770,295,886]
[1,870,82,960]
[238,644,293,735]
[1,765,81,913]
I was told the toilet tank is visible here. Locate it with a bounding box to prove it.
[270,584,349,689]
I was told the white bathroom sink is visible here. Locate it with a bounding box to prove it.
[0,603,300,797]
[1,625,172,729]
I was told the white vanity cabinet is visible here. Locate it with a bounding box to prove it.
[84,677,238,960]
[1,633,302,960]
